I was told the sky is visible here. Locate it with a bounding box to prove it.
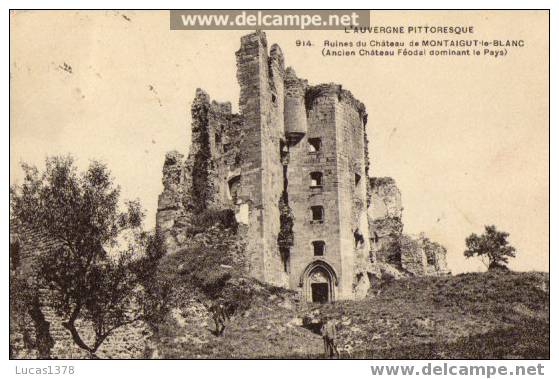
[10,10,549,273]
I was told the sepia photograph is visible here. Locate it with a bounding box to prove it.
[7,8,550,366]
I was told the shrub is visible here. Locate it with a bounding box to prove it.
[156,219,252,316]
[186,208,238,236]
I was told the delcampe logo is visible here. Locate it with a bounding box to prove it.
[170,10,371,30]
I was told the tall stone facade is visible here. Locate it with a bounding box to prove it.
[156,31,448,302]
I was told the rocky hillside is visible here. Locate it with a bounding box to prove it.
[149,270,548,359]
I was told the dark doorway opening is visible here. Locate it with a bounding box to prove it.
[311,283,329,303]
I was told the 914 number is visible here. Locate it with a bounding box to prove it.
[295,40,312,47]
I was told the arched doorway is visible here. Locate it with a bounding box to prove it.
[300,260,338,303]
[309,267,330,303]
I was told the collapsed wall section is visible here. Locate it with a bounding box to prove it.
[156,89,243,253]
[368,177,449,277]
[400,234,450,276]
[207,101,244,211]
[368,177,404,264]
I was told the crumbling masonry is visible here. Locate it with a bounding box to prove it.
[156,31,448,302]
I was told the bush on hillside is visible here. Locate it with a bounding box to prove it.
[156,212,252,316]
[185,208,238,237]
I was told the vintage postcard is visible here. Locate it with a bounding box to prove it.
[8,8,550,368]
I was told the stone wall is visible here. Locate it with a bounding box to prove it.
[235,32,288,287]
[156,151,187,253]
[9,226,150,359]
[333,88,371,299]
[11,299,149,359]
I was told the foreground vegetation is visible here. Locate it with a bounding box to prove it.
[152,270,549,359]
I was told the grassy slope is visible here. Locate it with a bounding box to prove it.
[307,271,549,359]
[155,271,549,359]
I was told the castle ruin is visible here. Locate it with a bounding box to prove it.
[156,31,448,303]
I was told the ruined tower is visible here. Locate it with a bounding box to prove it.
[156,31,446,302]
[284,81,373,301]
